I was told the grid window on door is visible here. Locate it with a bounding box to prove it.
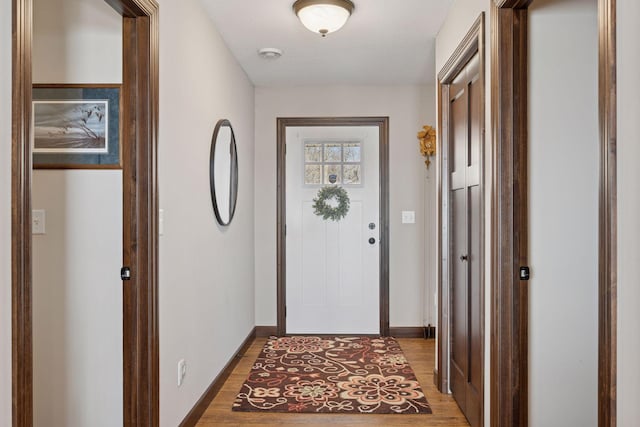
[304,141,362,185]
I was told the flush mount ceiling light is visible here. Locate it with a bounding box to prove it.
[293,0,355,37]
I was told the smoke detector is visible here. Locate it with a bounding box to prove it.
[258,47,283,60]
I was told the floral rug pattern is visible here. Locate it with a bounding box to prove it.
[232,336,432,414]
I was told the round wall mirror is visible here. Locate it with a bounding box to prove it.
[209,119,238,226]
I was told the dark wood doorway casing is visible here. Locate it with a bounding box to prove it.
[11,0,159,425]
[489,2,531,426]
[597,0,617,425]
[436,13,485,426]
[276,117,390,337]
[489,1,618,426]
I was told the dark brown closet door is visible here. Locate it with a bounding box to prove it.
[449,53,482,427]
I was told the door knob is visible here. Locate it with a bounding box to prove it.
[459,255,469,261]
[368,237,376,245]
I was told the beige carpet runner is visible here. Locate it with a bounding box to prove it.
[232,336,432,414]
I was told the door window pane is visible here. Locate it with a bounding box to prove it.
[343,165,361,184]
[305,165,322,185]
[305,144,322,162]
[343,143,361,162]
[324,144,342,162]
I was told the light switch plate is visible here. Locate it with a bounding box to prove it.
[401,211,415,224]
[177,359,186,387]
[32,210,46,234]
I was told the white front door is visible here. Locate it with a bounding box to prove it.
[286,126,380,334]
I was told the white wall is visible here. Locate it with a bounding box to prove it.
[528,0,598,425]
[435,1,492,425]
[254,85,435,328]
[32,172,123,426]
[31,0,123,425]
[158,0,255,425]
[0,0,12,424]
[617,1,640,425]
[33,0,122,83]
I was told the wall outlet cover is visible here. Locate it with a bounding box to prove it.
[32,209,46,235]
[177,359,186,387]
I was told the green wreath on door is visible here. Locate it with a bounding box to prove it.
[312,186,350,221]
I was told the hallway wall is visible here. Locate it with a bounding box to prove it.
[617,0,640,424]
[158,0,256,425]
[254,85,436,329]
[528,0,599,425]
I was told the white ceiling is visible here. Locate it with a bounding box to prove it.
[200,0,454,87]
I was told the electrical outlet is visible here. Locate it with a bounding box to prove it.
[177,359,186,387]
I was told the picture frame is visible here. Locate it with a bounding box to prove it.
[32,84,122,169]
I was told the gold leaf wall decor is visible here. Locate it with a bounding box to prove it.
[417,125,436,168]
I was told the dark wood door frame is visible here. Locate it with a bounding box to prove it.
[488,1,618,426]
[11,0,159,425]
[489,2,531,426]
[276,117,390,337]
[597,0,617,425]
[435,15,485,417]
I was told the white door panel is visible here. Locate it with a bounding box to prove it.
[286,126,379,334]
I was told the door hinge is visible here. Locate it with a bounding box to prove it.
[285,224,287,236]
[285,306,287,317]
[519,266,530,281]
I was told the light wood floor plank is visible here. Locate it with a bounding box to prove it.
[196,338,470,426]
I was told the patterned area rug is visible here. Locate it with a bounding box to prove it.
[232,336,432,414]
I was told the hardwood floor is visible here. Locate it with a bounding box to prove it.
[196,337,470,426]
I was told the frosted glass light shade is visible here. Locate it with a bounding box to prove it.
[293,0,354,36]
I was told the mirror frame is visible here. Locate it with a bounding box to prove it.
[209,119,239,226]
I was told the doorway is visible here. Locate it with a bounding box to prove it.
[11,0,159,425]
[285,125,380,334]
[437,14,485,427]
[276,117,389,336]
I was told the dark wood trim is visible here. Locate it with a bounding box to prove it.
[179,328,257,427]
[276,117,390,337]
[276,118,287,337]
[388,327,428,339]
[255,326,278,337]
[436,15,485,409]
[117,1,160,425]
[105,0,152,17]
[598,0,617,425]
[378,118,390,337]
[435,65,446,394]
[12,0,159,425]
[490,2,530,426]
[495,0,532,8]
[12,0,33,425]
